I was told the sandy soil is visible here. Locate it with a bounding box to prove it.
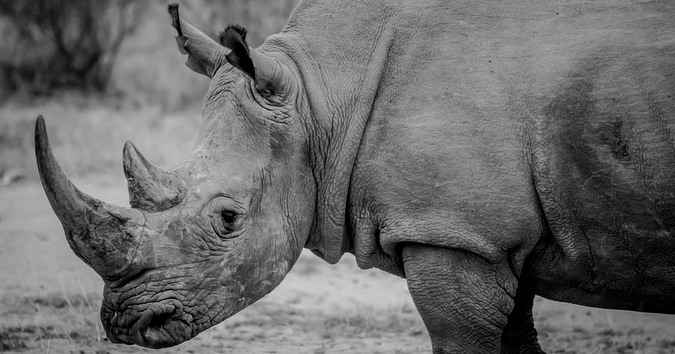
[1,179,674,354]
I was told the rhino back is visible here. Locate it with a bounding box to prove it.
[323,0,675,309]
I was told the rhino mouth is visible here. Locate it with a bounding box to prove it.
[104,303,194,348]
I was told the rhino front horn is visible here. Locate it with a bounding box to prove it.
[122,141,185,212]
[35,116,144,279]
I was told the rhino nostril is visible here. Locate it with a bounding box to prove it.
[148,311,174,331]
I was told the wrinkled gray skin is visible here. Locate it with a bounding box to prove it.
[35,0,675,353]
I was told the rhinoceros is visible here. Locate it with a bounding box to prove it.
[34,0,674,353]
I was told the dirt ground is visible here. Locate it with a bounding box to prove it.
[1,178,675,354]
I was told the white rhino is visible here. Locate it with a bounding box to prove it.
[35,1,675,352]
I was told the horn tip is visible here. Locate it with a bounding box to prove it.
[122,141,136,176]
[123,140,142,161]
[123,140,136,153]
[35,115,46,137]
[35,115,49,156]
[122,140,152,177]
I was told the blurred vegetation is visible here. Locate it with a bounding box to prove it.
[190,0,298,47]
[0,0,146,95]
[0,0,298,181]
[0,0,297,98]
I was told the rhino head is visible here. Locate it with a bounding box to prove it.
[35,5,316,348]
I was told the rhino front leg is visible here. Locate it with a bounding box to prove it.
[403,243,518,354]
[501,285,545,353]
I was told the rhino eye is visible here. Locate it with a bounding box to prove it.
[221,210,237,227]
[208,198,242,238]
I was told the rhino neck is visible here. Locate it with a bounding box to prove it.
[266,0,397,263]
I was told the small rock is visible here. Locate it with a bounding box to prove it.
[0,168,25,186]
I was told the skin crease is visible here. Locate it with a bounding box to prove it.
[36,0,675,353]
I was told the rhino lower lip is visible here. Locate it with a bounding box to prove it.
[110,306,189,348]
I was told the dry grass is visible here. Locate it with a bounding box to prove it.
[533,298,675,354]
[0,97,202,182]
[0,1,296,182]
[0,288,104,351]
[0,3,210,182]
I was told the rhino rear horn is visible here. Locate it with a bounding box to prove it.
[123,141,185,212]
[35,116,144,279]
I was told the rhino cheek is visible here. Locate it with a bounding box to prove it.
[231,247,295,301]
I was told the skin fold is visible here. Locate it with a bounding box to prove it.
[35,0,675,353]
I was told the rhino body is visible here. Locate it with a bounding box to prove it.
[35,0,675,353]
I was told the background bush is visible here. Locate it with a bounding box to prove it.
[191,0,298,47]
[0,0,146,95]
[0,0,299,180]
[0,0,298,98]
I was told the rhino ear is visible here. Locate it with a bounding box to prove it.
[219,25,289,94]
[219,25,256,81]
[168,4,229,78]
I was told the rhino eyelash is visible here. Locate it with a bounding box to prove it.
[258,88,274,96]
